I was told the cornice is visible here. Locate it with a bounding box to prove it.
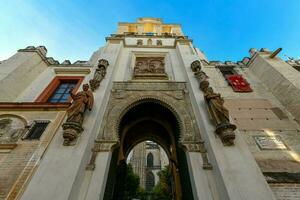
[106,36,192,48]
[54,68,91,74]
[0,102,70,111]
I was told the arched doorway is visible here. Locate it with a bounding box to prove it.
[103,99,194,200]
[145,171,155,192]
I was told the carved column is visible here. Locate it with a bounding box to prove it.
[89,59,109,91]
[191,60,236,146]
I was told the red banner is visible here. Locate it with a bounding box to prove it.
[226,75,252,92]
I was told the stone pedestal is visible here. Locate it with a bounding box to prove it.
[215,122,236,146]
[62,122,84,146]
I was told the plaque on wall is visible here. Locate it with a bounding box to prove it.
[254,136,288,150]
[133,57,168,80]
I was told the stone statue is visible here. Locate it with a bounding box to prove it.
[203,87,229,124]
[62,84,94,146]
[191,60,236,146]
[89,59,109,91]
[203,86,236,145]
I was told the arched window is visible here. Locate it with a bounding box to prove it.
[147,152,154,167]
[145,171,155,191]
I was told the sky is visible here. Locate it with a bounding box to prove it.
[1,0,300,63]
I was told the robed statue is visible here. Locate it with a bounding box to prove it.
[62,84,94,146]
[203,87,229,124]
[66,84,94,124]
[203,86,236,145]
[191,60,236,145]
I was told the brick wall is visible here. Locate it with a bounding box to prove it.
[0,142,38,199]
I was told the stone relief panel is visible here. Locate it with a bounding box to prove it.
[0,116,26,144]
[133,57,168,79]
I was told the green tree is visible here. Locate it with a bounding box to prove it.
[152,166,172,200]
[124,164,140,200]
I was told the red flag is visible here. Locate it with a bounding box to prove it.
[226,75,252,92]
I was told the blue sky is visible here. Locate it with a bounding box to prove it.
[1,0,300,62]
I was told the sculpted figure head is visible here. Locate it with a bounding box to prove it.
[191,60,201,72]
[83,84,90,91]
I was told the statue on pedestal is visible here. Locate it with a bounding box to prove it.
[202,86,236,146]
[191,60,236,146]
[203,87,229,124]
[89,59,109,91]
[62,84,94,146]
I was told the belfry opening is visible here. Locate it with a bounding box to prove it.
[103,99,194,200]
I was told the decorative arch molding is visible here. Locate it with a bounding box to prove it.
[115,95,184,140]
[0,114,28,127]
[0,114,29,145]
[96,91,201,144]
[88,82,212,171]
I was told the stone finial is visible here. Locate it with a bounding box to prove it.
[260,48,270,53]
[47,57,59,65]
[25,46,35,50]
[36,46,47,56]
[191,60,201,72]
[242,57,250,65]
[249,48,258,56]
[62,60,71,65]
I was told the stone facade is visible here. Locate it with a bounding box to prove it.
[129,141,168,190]
[0,18,298,200]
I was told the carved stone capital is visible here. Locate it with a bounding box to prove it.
[182,141,213,170]
[86,140,118,170]
[94,140,117,152]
